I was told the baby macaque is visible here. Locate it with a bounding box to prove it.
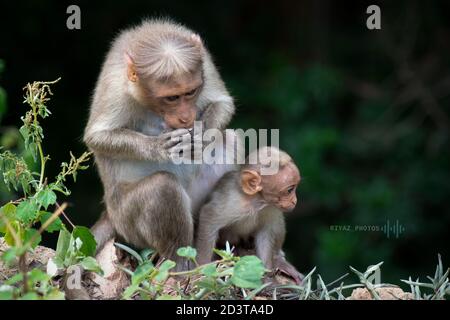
[196,146,303,283]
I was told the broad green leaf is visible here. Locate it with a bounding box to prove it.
[43,289,65,300]
[122,284,139,300]
[72,226,97,257]
[0,288,14,300]
[4,220,21,246]
[36,188,57,210]
[55,229,71,262]
[177,246,197,260]
[231,255,265,289]
[0,203,16,217]
[19,125,29,144]
[153,260,176,283]
[131,262,154,285]
[1,247,19,264]
[197,277,216,291]
[5,273,23,285]
[39,211,63,233]
[201,264,218,277]
[28,269,50,284]
[16,200,39,224]
[24,228,42,248]
[159,260,176,272]
[19,292,39,300]
[80,256,103,275]
[0,203,16,233]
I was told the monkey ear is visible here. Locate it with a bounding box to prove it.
[241,170,263,195]
[190,33,204,51]
[124,52,138,82]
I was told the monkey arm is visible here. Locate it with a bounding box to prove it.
[199,51,235,130]
[84,128,188,162]
[254,211,286,269]
[195,204,224,265]
[201,100,235,131]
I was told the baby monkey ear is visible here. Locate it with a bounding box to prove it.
[241,170,263,195]
[124,52,138,82]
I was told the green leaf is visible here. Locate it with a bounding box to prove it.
[28,269,50,284]
[197,277,216,291]
[19,292,39,300]
[36,188,57,210]
[122,284,139,300]
[231,255,265,289]
[0,287,14,300]
[201,264,218,277]
[1,247,19,264]
[114,242,143,264]
[0,203,16,233]
[140,248,155,261]
[16,200,39,224]
[131,262,154,286]
[4,220,21,246]
[55,229,71,262]
[19,125,29,144]
[5,273,23,285]
[154,260,176,283]
[80,257,103,275]
[177,246,197,260]
[213,248,234,260]
[72,226,97,257]
[0,202,16,217]
[24,228,42,248]
[39,211,63,233]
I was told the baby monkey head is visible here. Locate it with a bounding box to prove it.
[240,147,301,212]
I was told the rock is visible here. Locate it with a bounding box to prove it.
[348,287,414,300]
[0,237,55,279]
[87,239,130,299]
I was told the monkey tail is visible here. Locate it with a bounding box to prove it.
[91,211,116,253]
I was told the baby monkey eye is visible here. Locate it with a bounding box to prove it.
[165,95,180,102]
[287,186,296,194]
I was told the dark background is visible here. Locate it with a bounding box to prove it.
[0,0,449,285]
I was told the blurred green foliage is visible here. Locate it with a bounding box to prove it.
[0,0,449,286]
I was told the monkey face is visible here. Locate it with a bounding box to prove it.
[261,163,301,212]
[144,69,203,129]
[241,161,301,212]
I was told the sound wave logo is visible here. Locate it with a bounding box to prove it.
[381,220,405,239]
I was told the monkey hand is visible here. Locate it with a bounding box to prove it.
[161,128,203,162]
[160,128,192,161]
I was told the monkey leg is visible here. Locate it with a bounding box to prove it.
[115,172,194,272]
[91,211,116,253]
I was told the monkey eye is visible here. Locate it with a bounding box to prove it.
[165,95,180,102]
[287,186,296,194]
[185,88,198,97]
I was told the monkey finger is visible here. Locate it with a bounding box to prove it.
[163,134,192,149]
[162,128,190,140]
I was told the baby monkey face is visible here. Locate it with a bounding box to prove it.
[261,162,301,212]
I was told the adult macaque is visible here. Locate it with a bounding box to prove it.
[196,147,303,283]
[84,19,235,271]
